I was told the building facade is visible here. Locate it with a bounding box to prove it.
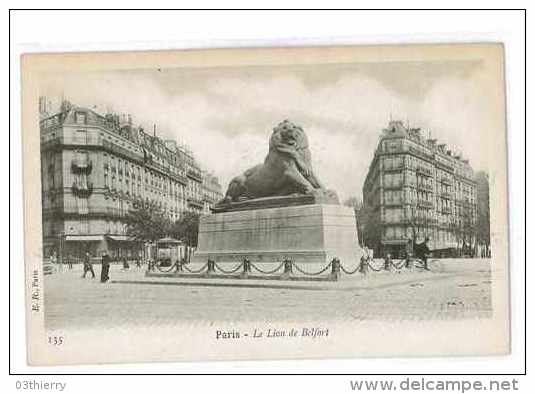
[362,121,477,258]
[40,100,222,260]
[201,172,224,215]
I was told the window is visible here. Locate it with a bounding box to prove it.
[75,112,87,124]
[75,150,89,166]
[75,129,87,143]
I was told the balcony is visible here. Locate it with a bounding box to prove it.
[383,184,403,190]
[459,199,472,207]
[382,163,405,172]
[416,166,433,177]
[417,183,434,192]
[407,146,435,161]
[203,194,217,204]
[71,160,93,174]
[187,197,204,209]
[187,169,203,183]
[441,207,452,215]
[71,181,93,197]
[169,171,189,186]
[417,199,434,209]
[441,176,453,186]
[440,191,453,200]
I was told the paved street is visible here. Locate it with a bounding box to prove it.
[44,259,496,330]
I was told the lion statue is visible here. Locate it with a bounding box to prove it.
[218,119,338,205]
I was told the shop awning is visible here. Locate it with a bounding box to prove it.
[381,240,408,245]
[106,235,138,242]
[157,237,182,244]
[65,235,104,242]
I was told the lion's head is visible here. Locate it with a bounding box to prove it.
[269,119,309,153]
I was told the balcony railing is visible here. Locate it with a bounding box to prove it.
[71,182,94,197]
[417,183,434,192]
[441,207,452,215]
[417,199,434,209]
[169,171,189,186]
[187,197,204,209]
[187,169,203,183]
[416,166,433,177]
[407,146,435,161]
[202,194,217,204]
[71,160,93,174]
[441,176,453,185]
[382,163,405,172]
[440,191,453,199]
[382,184,403,190]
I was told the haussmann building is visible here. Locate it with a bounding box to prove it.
[39,98,223,260]
[362,120,477,258]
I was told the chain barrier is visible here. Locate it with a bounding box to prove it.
[155,262,179,273]
[292,261,332,276]
[153,255,434,278]
[366,260,383,272]
[340,263,360,275]
[250,262,285,275]
[390,259,407,270]
[182,262,209,274]
[214,262,244,275]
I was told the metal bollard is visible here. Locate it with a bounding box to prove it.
[240,258,251,279]
[329,258,341,281]
[280,258,293,280]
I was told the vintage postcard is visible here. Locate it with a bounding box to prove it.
[21,43,510,365]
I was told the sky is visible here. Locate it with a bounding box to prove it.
[40,59,496,202]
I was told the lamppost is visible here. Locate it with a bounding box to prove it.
[58,231,65,266]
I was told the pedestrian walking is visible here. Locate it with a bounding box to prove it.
[82,252,96,279]
[122,256,130,270]
[414,237,431,270]
[50,251,60,272]
[404,239,413,268]
[100,252,110,283]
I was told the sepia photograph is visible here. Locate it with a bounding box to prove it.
[21,43,510,365]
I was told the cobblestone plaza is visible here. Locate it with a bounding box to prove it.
[44,259,495,330]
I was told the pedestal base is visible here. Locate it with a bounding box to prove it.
[193,204,361,264]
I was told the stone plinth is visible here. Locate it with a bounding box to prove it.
[212,193,339,213]
[193,204,360,264]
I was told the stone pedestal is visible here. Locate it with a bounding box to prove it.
[193,204,360,264]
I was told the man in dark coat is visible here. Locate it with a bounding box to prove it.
[82,252,96,279]
[100,252,111,283]
[414,237,431,270]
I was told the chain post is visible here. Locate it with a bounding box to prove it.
[384,254,392,271]
[359,256,368,274]
[205,259,215,277]
[328,258,341,281]
[280,258,293,280]
[240,258,251,279]
[405,255,413,269]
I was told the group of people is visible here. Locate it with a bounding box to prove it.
[361,237,432,271]
[49,251,146,283]
[82,252,147,282]
[81,252,109,283]
[48,251,73,271]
